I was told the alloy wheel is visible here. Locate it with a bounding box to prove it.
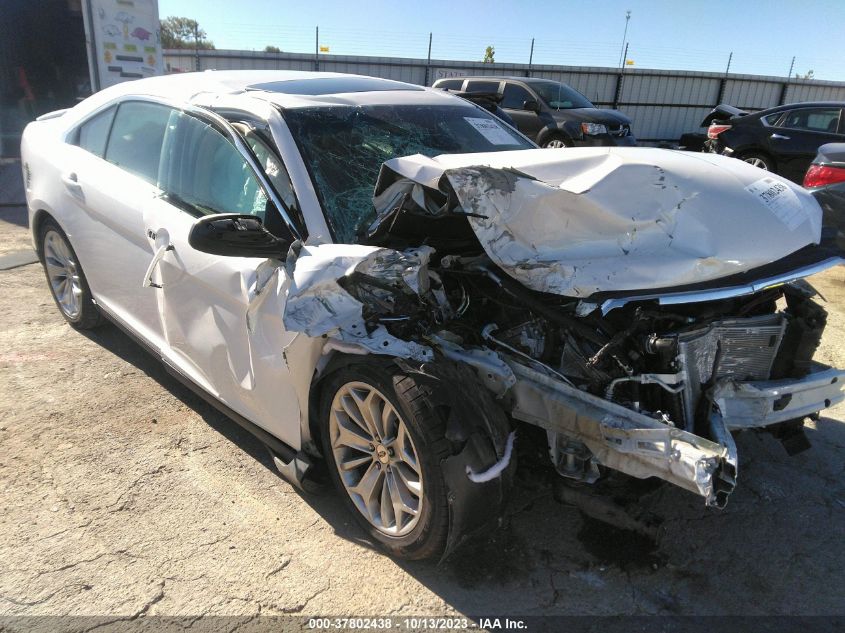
[743,156,769,169]
[43,230,82,320]
[328,381,423,537]
[544,139,569,148]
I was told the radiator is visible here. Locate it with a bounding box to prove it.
[676,314,787,430]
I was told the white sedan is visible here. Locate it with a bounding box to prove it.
[22,71,845,560]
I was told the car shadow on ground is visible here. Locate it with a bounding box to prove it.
[81,321,845,616]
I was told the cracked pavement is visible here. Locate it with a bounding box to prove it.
[0,205,844,618]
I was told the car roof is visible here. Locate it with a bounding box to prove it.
[756,101,845,115]
[435,76,562,84]
[71,70,460,119]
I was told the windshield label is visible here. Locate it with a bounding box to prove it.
[464,117,514,145]
[745,177,804,230]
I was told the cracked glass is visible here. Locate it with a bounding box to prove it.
[283,104,532,243]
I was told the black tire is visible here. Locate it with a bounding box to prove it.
[37,217,103,330]
[318,362,452,560]
[739,152,774,171]
[542,135,571,148]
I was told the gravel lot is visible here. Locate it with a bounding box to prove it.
[1,204,845,621]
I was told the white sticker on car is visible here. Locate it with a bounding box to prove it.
[464,117,515,145]
[745,177,804,230]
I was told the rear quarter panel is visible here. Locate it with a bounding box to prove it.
[21,116,74,250]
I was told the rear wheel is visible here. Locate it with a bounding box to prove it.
[740,152,774,171]
[319,363,451,560]
[38,218,103,330]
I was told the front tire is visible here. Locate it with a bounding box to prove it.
[38,218,103,330]
[319,362,451,560]
[542,135,571,148]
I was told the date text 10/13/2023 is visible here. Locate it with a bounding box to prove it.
[306,617,528,630]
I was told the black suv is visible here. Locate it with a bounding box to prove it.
[433,76,636,147]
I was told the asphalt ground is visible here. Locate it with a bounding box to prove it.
[1,204,844,626]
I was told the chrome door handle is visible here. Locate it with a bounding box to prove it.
[770,133,790,140]
[142,243,174,289]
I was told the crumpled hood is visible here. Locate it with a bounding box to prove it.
[377,147,823,297]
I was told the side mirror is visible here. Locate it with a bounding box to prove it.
[188,213,290,258]
[523,99,541,113]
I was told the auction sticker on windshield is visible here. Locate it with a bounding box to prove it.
[464,117,515,145]
[745,177,804,230]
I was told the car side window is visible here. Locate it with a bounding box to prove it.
[232,123,297,212]
[158,111,269,221]
[761,112,784,127]
[781,108,841,134]
[465,80,501,93]
[73,106,116,157]
[436,79,464,90]
[104,101,172,184]
[501,83,534,109]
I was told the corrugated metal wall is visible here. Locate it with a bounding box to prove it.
[164,49,845,143]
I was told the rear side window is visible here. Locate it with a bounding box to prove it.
[501,83,534,109]
[781,108,841,134]
[74,107,116,157]
[465,80,501,93]
[761,112,784,127]
[436,79,464,90]
[105,101,172,184]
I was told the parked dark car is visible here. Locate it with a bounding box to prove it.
[705,102,845,183]
[445,90,517,127]
[804,143,845,249]
[433,76,636,148]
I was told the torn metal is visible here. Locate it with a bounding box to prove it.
[376,147,824,297]
[282,242,439,362]
[277,147,845,510]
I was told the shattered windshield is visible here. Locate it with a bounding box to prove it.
[283,104,533,243]
[530,81,593,110]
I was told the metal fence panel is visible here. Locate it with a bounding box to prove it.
[164,49,845,143]
[722,79,782,110]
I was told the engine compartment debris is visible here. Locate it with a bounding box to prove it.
[280,147,845,507]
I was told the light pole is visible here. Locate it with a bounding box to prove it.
[618,10,631,68]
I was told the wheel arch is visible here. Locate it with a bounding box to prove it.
[305,352,396,456]
[734,146,777,170]
[31,208,58,257]
[536,125,575,147]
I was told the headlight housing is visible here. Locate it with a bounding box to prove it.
[581,122,608,136]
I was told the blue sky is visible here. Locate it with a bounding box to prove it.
[159,0,845,80]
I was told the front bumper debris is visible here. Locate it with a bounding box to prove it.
[712,363,845,430]
[506,361,737,507]
[506,360,844,507]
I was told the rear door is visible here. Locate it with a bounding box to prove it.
[60,100,171,349]
[768,107,844,181]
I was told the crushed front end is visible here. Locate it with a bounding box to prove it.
[283,147,845,509]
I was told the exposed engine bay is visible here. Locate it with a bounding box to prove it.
[280,148,845,507]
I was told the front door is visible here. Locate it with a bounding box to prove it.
[500,82,544,140]
[142,109,303,446]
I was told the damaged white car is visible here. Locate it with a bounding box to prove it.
[22,71,845,560]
